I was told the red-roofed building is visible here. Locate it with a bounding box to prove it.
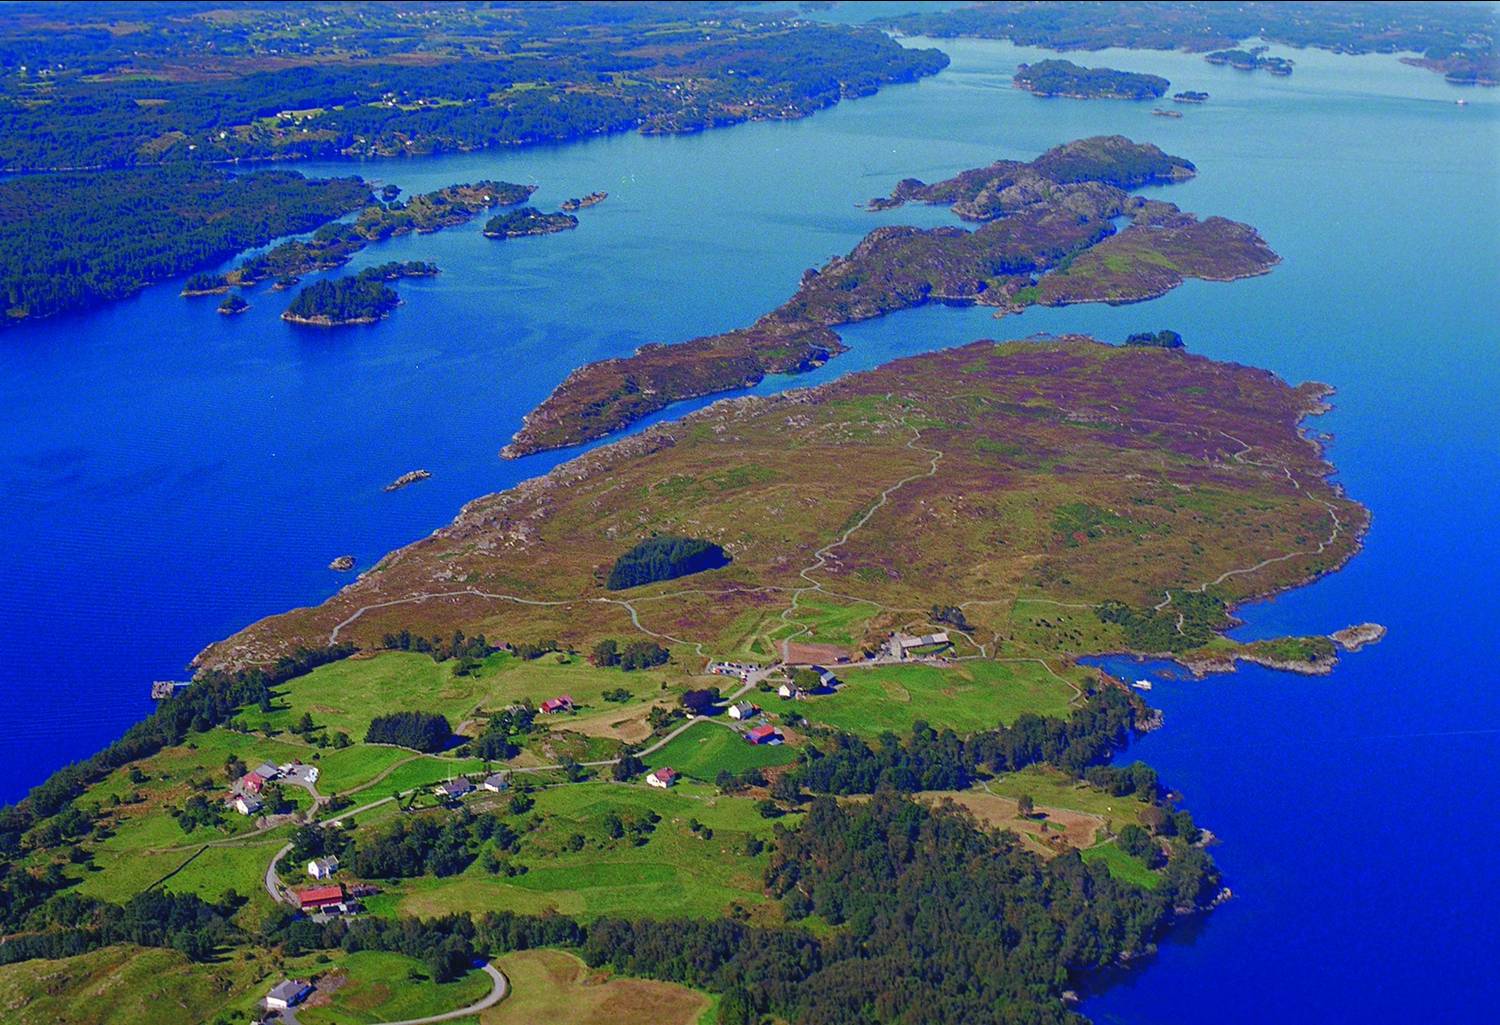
[745,724,780,745]
[540,695,574,714]
[296,885,345,911]
[646,767,679,788]
[241,771,267,794]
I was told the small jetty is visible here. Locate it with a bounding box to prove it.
[151,680,191,700]
[384,469,431,492]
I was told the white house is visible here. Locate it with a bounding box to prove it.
[232,795,262,816]
[646,767,679,789]
[777,681,798,699]
[727,701,758,720]
[482,772,510,792]
[434,778,474,800]
[307,856,339,880]
[265,979,313,1011]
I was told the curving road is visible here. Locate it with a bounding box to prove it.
[276,963,507,1025]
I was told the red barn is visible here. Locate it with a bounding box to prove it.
[540,695,574,714]
[296,885,345,911]
[241,771,266,794]
[745,724,780,745]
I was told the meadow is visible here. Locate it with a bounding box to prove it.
[797,660,1080,738]
[483,948,712,1025]
[642,720,799,779]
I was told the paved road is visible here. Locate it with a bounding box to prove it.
[275,963,507,1025]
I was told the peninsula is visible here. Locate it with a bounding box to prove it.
[505,137,1276,457]
[1014,59,1169,99]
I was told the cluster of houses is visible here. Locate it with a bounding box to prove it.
[230,760,295,816]
[433,771,510,803]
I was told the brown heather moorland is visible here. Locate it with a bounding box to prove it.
[200,336,1364,674]
[504,137,1277,456]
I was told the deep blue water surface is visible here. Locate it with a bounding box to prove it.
[2,32,1497,1023]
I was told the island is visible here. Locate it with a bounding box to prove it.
[1173,90,1210,103]
[384,469,432,492]
[482,207,579,239]
[328,555,356,572]
[1152,108,1184,118]
[1014,59,1169,99]
[236,182,530,286]
[561,191,608,212]
[1125,329,1185,348]
[505,136,1276,457]
[0,167,370,325]
[216,294,249,316]
[181,272,231,297]
[881,2,1496,86]
[1205,48,1294,75]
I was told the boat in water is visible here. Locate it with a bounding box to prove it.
[1132,679,1154,691]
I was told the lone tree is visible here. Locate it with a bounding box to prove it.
[1016,794,1035,818]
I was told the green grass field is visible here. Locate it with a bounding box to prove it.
[287,951,491,1025]
[642,720,797,780]
[0,944,277,1025]
[235,650,674,742]
[982,765,1150,833]
[384,781,790,922]
[1081,841,1161,890]
[797,660,1078,738]
[485,948,711,1025]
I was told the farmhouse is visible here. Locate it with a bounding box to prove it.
[540,695,574,714]
[727,701,759,720]
[745,724,780,745]
[888,632,951,658]
[646,767,679,788]
[240,771,267,795]
[296,885,345,912]
[231,794,262,816]
[307,856,339,880]
[265,979,313,1011]
[778,681,798,699]
[482,772,510,792]
[434,778,474,800]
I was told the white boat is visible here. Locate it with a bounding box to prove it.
[1132,679,1153,691]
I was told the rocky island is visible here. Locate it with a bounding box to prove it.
[561,191,608,212]
[280,262,437,326]
[384,469,431,492]
[215,294,249,316]
[1206,48,1294,75]
[327,555,356,572]
[505,137,1276,457]
[1173,90,1210,103]
[482,207,580,239]
[1014,59,1169,99]
[235,181,533,286]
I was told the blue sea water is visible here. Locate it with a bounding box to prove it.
[2,30,1497,1023]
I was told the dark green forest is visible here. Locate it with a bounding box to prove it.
[0,167,369,323]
